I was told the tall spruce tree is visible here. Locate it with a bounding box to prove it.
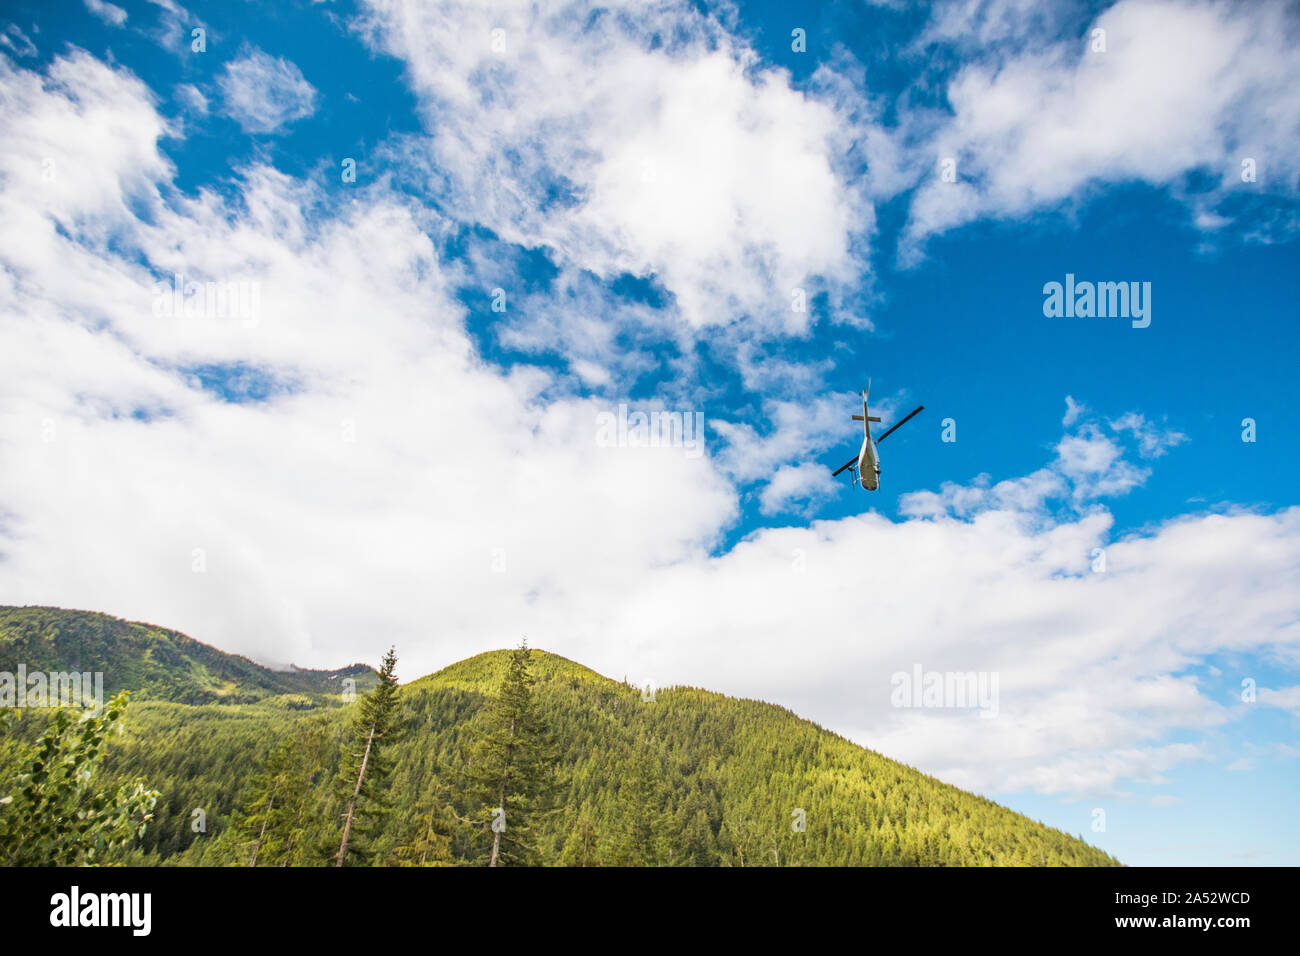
[231,717,332,866]
[334,647,401,867]
[461,640,560,866]
[721,810,779,867]
[233,740,295,867]
[558,807,601,866]
[609,737,668,865]
[394,785,456,867]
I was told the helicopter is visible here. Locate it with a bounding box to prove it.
[830,382,924,491]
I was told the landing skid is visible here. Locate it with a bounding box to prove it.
[844,464,880,490]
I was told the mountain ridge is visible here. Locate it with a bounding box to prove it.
[0,605,377,705]
[0,606,1121,866]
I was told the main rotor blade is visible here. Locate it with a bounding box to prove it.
[875,405,925,444]
[831,456,858,477]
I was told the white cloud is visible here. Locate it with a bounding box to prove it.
[142,0,203,55]
[357,0,876,335]
[712,391,872,485]
[605,496,1298,796]
[1108,411,1187,459]
[900,407,1160,520]
[473,265,681,389]
[569,359,611,388]
[217,47,317,134]
[0,26,38,59]
[906,0,1300,253]
[0,50,735,672]
[1063,394,1087,427]
[1258,685,1300,717]
[84,0,128,27]
[921,0,1084,51]
[759,463,840,516]
[0,51,172,225]
[174,83,208,116]
[1055,427,1150,501]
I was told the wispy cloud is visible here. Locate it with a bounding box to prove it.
[84,0,128,28]
[0,24,38,58]
[903,0,1300,256]
[358,0,876,336]
[1108,412,1187,459]
[1258,685,1300,717]
[218,47,317,134]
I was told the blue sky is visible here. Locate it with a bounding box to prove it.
[1,0,1298,866]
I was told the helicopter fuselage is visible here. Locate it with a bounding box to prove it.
[858,435,880,490]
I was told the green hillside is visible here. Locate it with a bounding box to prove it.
[0,607,1120,866]
[0,606,377,705]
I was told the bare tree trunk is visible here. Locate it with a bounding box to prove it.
[335,725,375,867]
[488,718,515,868]
[248,793,275,867]
[489,826,502,867]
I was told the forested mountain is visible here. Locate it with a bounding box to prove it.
[0,606,376,705]
[0,607,1121,866]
